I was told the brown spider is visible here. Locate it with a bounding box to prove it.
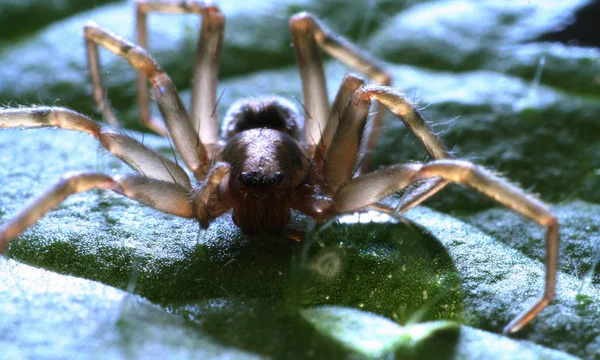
[0,1,558,335]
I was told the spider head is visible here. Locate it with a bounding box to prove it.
[219,126,310,235]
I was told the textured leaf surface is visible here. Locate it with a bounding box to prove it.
[1,0,599,359]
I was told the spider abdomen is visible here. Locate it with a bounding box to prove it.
[222,96,303,140]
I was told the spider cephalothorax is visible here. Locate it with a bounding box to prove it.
[0,1,559,335]
[208,96,312,234]
[220,126,311,233]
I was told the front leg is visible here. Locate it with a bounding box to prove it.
[361,85,453,212]
[0,107,191,187]
[330,159,558,334]
[322,85,450,195]
[191,162,232,228]
[415,160,558,335]
[0,173,194,254]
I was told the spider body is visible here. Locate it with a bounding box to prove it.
[192,95,312,234]
[0,1,559,335]
[219,127,311,234]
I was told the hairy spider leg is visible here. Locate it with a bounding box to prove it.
[289,12,391,169]
[315,73,364,166]
[135,0,224,149]
[0,108,234,253]
[0,172,195,254]
[414,161,558,335]
[289,84,447,217]
[85,30,123,132]
[289,13,329,152]
[322,86,372,190]
[84,23,209,180]
[294,82,558,333]
[192,162,232,228]
[318,85,451,204]
[0,107,190,187]
[361,85,452,212]
[329,158,558,335]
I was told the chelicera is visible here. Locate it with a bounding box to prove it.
[0,1,559,335]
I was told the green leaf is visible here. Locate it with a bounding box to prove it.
[1,0,599,359]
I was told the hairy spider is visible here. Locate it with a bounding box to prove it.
[0,1,558,335]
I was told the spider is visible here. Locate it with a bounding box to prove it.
[0,1,558,335]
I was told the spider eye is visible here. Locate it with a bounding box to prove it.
[239,170,284,187]
[239,172,252,185]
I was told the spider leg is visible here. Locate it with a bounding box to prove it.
[135,1,224,148]
[332,163,422,213]
[0,107,190,188]
[85,24,165,135]
[415,160,558,335]
[322,86,450,190]
[191,162,231,228]
[289,12,391,165]
[85,32,122,131]
[0,172,194,254]
[84,23,209,180]
[289,14,329,151]
[363,85,448,161]
[331,159,558,334]
[315,73,364,166]
[362,85,452,212]
[322,87,372,190]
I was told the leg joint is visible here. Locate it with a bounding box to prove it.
[541,214,559,229]
[289,12,316,33]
